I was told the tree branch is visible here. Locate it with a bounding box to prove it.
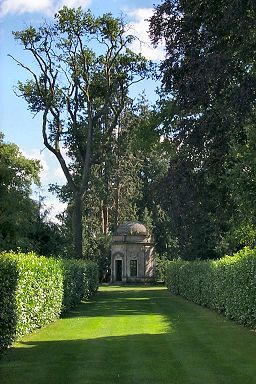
[42,109,76,192]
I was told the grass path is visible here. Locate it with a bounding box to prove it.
[1,285,256,384]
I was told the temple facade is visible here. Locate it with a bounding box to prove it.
[111,221,155,283]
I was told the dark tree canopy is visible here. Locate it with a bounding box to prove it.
[149,0,256,259]
[150,0,256,152]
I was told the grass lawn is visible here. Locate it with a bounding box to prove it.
[1,285,256,384]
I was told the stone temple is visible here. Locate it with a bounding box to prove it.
[111,221,155,283]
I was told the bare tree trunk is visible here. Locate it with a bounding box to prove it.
[103,204,109,234]
[101,200,105,233]
[73,111,93,259]
[101,200,109,235]
[114,178,121,229]
[72,193,83,258]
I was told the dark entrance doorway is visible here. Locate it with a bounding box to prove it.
[130,260,138,277]
[115,260,122,281]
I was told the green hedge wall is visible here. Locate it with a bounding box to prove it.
[166,247,256,328]
[0,256,18,352]
[62,259,98,311]
[0,252,98,353]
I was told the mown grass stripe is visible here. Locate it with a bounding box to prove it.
[0,286,256,384]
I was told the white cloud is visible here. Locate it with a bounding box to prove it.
[21,148,50,183]
[44,197,67,222]
[21,147,69,186]
[0,0,91,18]
[21,147,67,221]
[0,0,52,17]
[126,8,165,62]
[58,0,91,8]
[54,165,67,182]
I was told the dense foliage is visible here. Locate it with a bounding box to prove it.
[0,133,40,251]
[150,0,256,259]
[54,96,171,269]
[0,134,70,256]
[62,258,98,311]
[5,2,256,281]
[12,7,151,258]
[0,251,98,353]
[166,247,256,327]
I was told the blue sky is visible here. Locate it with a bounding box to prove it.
[0,0,164,218]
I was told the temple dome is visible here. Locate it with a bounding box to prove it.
[116,221,148,236]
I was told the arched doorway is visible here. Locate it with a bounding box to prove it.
[112,252,124,282]
[111,222,155,283]
[115,259,123,281]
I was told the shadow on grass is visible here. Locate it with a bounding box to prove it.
[1,287,256,384]
[0,334,186,384]
[62,286,171,319]
[1,331,256,384]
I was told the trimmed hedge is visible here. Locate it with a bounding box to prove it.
[0,252,98,352]
[62,259,98,311]
[0,256,19,351]
[166,247,256,328]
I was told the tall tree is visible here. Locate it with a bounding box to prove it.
[54,96,171,271]
[149,0,256,258]
[0,133,41,250]
[12,7,150,258]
